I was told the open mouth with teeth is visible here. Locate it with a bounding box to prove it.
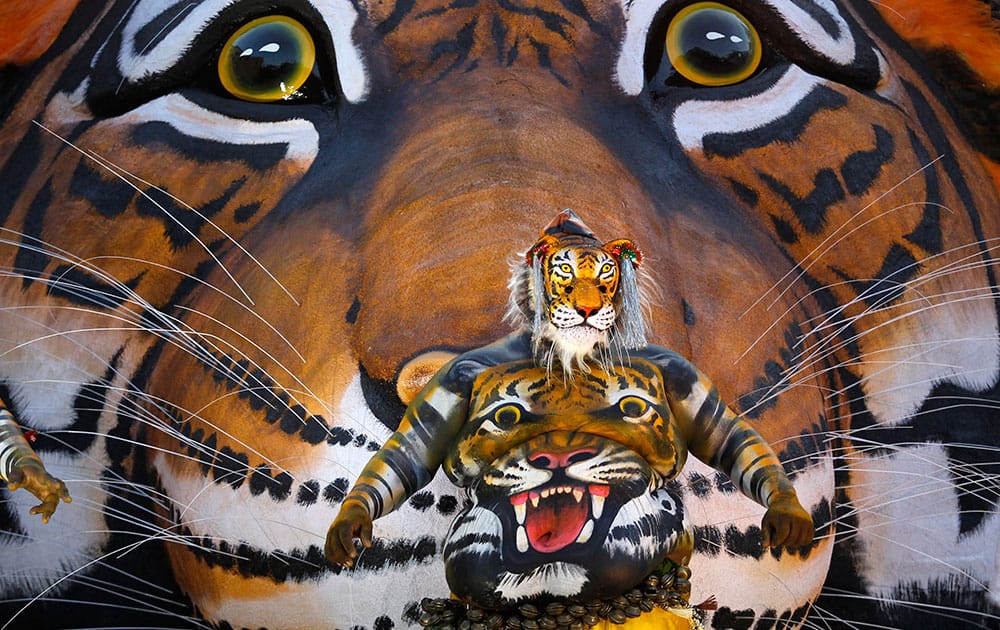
[509,483,611,554]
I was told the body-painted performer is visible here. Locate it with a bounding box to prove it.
[326,210,812,608]
[0,404,71,523]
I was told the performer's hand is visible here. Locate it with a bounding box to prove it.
[761,493,813,548]
[325,502,372,568]
[7,460,71,523]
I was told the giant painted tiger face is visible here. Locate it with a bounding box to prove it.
[0,0,997,629]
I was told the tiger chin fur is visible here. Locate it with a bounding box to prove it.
[0,0,998,629]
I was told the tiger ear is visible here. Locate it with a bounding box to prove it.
[0,1,79,66]
[525,234,561,267]
[603,239,643,267]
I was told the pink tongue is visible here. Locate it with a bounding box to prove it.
[524,492,588,553]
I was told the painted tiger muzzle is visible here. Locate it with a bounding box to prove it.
[445,431,688,605]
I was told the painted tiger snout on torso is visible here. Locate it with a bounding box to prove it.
[1,0,998,628]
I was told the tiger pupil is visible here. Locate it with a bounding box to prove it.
[496,407,520,428]
[218,16,316,103]
[620,398,645,416]
[664,2,762,87]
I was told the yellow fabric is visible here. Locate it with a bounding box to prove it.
[597,607,698,629]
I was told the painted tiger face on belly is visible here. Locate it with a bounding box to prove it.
[442,361,688,605]
[0,0,997,629]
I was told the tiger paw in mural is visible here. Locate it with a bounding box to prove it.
[326,211,813,616]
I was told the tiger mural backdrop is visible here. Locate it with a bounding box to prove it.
[0,0,997,628]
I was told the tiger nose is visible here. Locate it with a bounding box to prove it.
[529,448,597,469]
[576,305,598,319]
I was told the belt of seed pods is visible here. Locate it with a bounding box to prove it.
[418,565,698,630]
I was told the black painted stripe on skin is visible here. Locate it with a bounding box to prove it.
[443,531,502,555]
[637,347,696,399]
[0,381,30,538]
[382,447,429,498]
[409,400,449,447]
[702,86,848,159]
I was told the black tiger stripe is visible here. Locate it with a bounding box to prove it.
[760,168,844,235]
[46,265,146,310]
[903,128,943,254]
[902,80,997,292]
[703,84,848,159]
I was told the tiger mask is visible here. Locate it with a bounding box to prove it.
[510,209,648,376]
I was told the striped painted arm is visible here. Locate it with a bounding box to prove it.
[343,359,472,520]
[687,385,796,507]
[0,407,43,482]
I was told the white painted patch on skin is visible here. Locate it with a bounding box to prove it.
[120,0,369,102]
[847,444,1000,600]
[496,562,588,599]
[446,506,502,556]
[117,93,320,163]
[673,65,823,152]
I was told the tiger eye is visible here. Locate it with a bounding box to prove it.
[218,15,316,102]
[619,396,648,417]
[665,2,762,86]
[494,405,521,429]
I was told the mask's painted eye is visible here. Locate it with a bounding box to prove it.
[218,16,317,102]
[665,2,761,86]
[560,264,573,273]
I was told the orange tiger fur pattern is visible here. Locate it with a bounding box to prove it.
[0,0,997,628]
